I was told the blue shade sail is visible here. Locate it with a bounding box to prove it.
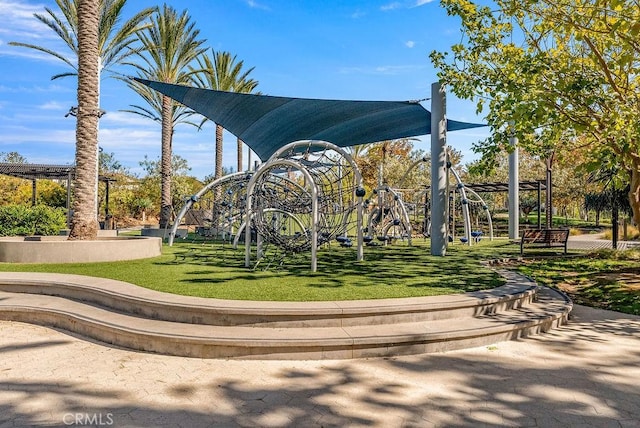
[135,78,485,161]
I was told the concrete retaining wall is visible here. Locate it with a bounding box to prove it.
[0,236,162,263]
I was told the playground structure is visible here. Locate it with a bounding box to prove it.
[169,171,253,246]
[375,153,494,247]
[169,140,496,271]
[245,140,365,271]
[170,141,365,272]
[448,166,494,244]
[365,186,413,246]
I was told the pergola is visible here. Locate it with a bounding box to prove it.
[0,163,115,228]
[464,180,548,229]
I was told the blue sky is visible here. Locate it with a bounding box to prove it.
[0,0,490,180]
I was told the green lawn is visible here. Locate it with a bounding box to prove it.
[2,237,639,314]
[0,238,515,301]
[515,249,640,315]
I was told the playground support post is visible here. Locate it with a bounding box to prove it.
[508,124,519,239]
[430,81,447,256]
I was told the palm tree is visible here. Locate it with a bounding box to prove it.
[10,0,155,239]
[190,50,259,176]
[125,4,206,229]
[69,0,100,239]
[10,0,155,80]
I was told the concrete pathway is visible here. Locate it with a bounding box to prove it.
[1,304,639,427]
[567,233,639,251]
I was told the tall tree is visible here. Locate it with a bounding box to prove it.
[10,0,155,80]
[0,152,27,164]
[68,0,100,239]
[126,5,206,228]
[190,50,259,177]
[430,0,640,224]
[10,0,155,236]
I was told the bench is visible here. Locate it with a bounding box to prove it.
[520,228,570,254]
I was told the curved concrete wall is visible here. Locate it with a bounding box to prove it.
[0,236,162,263]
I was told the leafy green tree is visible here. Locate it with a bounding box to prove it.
[137,154,202,223]
[0,152,27,163]
[431,0,640,224]
[520,196,538,223]
[125,4,207,228]
[354,138,426,193]
[99,148,127,175]
[190,49,259,177]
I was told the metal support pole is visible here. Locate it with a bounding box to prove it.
[430,81,447,256]
[31,180,36,207]
[508,124,519,239]
[66,172,73,228]
[105,180,110,229]
[612,190,619,250]
[537,181,542,229]
[546,157,553,229]
[356,195,364,262]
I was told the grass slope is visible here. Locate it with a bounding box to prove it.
[0,239,514,301]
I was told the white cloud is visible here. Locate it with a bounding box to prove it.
[405,40,416,48]
[380,2,402,11]
[39,100,65,110]
[0,83,71,94]
[0,1,47,33]
[102,111,159,127]
[0,0,74,62]
[0,126,74,145]
[245,0,270,11]
[380,0,435,10]
[99,127,160,150]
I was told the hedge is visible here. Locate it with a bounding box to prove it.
[0,204,67,236]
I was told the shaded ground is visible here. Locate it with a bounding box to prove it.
[511,250,640,316]
[554,267,640,315]
[1,304,639,427]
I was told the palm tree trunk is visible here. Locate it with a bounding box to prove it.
[69,0,99,240]
[212,123,224,233]
[215,124,223,179]
[237,138,243,172]
[159,94,173,229]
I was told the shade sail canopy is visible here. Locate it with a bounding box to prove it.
[135,78,486,161]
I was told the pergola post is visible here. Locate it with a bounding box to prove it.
[430,81,447,256]
[105,179,111,229]
[67,171,73,228]
[31,180,37,207]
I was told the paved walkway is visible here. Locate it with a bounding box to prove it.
[1,303,639,427]
[567,233,640,251]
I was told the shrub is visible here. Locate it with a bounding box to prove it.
[603,224,640,241]
[0,204,67,236]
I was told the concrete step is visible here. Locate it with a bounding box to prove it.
[0,274,572,360]
[0,271,537,327]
